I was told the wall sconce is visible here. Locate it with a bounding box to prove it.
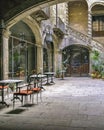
[44,25,53,43]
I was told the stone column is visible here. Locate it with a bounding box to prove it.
[56,49,62,70]
[3,29,11,79]
[88,9,92,37]
[0,20,4,79]
[37,44,43,73]
[89,50,92,74]
[47,49,51,72]
[47,49,53,72]
[55,48,62,77]
[54,48,57,73]
[0,20,10,79]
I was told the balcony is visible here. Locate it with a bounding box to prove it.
[92,30,104,37]
[31,7,50,23]
[52,17,65,38]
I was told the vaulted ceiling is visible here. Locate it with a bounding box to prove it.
[0,0,78,23]
[1,0,104,24]
[0,0,51,21]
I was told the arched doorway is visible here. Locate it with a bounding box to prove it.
[62,45,89,77]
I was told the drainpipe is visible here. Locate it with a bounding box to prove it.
[56,4,58,28]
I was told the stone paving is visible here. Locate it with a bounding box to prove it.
[0,77,104,130]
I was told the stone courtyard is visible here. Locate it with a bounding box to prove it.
[0,77,104,130]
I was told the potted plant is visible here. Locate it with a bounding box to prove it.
[101,71,104,80]
[56,68,60,78]
[9,83,16,92]
[16,67,25,77]
[90,50,102,79]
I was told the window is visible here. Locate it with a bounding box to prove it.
[92,15,104,37]
[9,36,37,81]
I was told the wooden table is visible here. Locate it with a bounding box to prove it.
[44,72,55,85]
[0,79,23,107]
[30,74,46,90]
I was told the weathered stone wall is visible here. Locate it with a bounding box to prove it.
[68,1,88,35]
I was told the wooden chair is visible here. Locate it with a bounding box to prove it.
[0,85,9,93]
[28,73,43,104]
[0,85,9,107]
[13,84,33,109]
[30,85,42,104]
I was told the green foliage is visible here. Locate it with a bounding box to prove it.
[100,63,104,79]
[91,50,104,79]
[56,68,60,78]
[91,50,99,61]
[91,50,102,73]
[91,50,100,61]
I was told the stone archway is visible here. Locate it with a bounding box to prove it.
[62,45,89,77]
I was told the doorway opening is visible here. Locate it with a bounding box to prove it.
[62,45,89,77]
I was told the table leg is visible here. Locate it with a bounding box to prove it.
[40,77,45,90]
[11,83,22,102]
[50,74,55,84]
[0,86,9,107]
[45,75,51,85]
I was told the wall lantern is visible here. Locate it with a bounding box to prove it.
[44,25,53,43]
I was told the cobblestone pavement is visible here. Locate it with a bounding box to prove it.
[0,77,104,130]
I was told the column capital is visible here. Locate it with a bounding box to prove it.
[3,29,11,38]
[0,19,11,38]
[35,43,42,48]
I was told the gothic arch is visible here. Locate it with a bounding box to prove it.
[6,0,88,27]
[22,17,42,46]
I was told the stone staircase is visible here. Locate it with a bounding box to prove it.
[60,25,104,53]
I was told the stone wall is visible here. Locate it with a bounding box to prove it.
[68,1,88,35]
